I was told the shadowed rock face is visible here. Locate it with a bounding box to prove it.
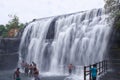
[0,38,20,70]
[108,15,120,72]
[46,18,56,40]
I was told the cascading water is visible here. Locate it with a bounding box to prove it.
[19,8,111,76]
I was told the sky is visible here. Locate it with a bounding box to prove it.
[0,0,105,25]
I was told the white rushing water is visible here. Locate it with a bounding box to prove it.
[19,8,112,77]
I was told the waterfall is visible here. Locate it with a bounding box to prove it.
[19,8,111,75]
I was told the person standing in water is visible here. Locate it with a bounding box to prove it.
[14,68,21,80]
[32,61,36,67]
[33,67,40,80]
[29,64,34,77]
[91,64,97,80]
[21,60,26,72]
[25,63,29,76]
[68,64,74,75]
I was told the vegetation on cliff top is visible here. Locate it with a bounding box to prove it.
[114,12,120,30]
[0,15,25,38]
[104,0,120,30]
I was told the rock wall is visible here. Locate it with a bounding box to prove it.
[0,38,20,70]
[108,14,120,71]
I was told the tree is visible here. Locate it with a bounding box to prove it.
[7,15,24,29]
[0,25,6,36]
[7,15,19,29]
[104,0,119,8]
[0,15,25,37]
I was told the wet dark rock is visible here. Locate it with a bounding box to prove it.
[108,15,120,72]
[0,38,20,70]
[0,53,19,70]
[0,38,20,53]
[46,18,57,40]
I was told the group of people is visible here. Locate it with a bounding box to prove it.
[21,61,38,77]
[14,61,40,80]
[14,62,97,80]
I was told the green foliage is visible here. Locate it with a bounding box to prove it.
[104,0,118,8]
[7,15,24,29]
[104,0,120,30]
[0,25,7,37]
[2,31,8,38]
[0,25,5,32]
[19,23,24,29]
[8,15,19,29]
[114,12,120,30]
[0,15,25,37]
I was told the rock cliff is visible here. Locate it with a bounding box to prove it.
[0,38,20,70]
